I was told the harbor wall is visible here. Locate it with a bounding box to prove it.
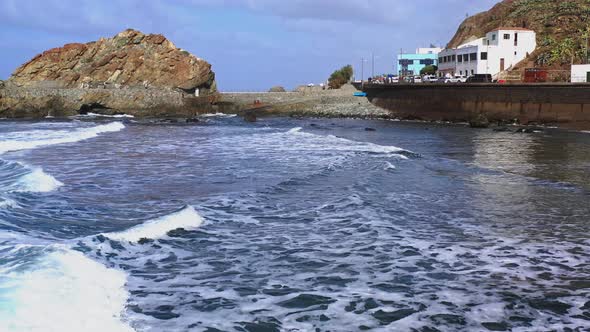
[363,83,590,129]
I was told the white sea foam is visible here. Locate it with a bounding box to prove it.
[12,168,63,193]
[286,127,408,155]
[384,161,396,170]
[200,113,237,118]
[0,122,125,154]
[0,198,18,209]
[79,113,135,118]
[0,247,134,332]
[104,206,204,242]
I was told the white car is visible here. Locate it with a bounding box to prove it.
[422,75,438,83]
[412,76,422,83]
[444,75,467,83]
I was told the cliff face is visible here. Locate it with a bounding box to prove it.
[448,0,590,69]
[9,29,216,93]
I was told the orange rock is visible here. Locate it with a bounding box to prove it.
[9,29,215,92]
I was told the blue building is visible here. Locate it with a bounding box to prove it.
[397,47,442,76]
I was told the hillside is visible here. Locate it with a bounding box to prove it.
[448,0,590,72]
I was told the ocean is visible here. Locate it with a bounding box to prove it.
[0,115,589,332]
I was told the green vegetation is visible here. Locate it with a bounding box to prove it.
[420,65,438,75]
[328,65,353,89]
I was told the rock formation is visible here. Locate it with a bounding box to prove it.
[268,86,286,93]
[9,29,216,93]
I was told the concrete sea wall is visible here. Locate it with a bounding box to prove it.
[363,83,590,129]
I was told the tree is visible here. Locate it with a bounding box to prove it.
[420,65,438,75]
[328,65,353,89]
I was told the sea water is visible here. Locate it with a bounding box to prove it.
[0,116,589,331]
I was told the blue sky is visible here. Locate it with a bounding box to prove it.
[0,0,499,91]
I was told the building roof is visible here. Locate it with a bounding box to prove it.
[490,27,534,32]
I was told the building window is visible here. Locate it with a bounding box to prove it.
[399,59,414,65]
[460,71,463,75]
[481,52,488,60]
[419,59,435,65]
[452,55,456,61]
[492,34,496,41]
[471,70,475,75]
[470,53,477,61]
[463,54,469,62]
[439,57,443,63]
[458,55,463,63]
[504,34,510,40]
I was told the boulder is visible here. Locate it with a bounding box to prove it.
[8,29,216,93]
[269,86,286,93]
[0,80,4,88]
[469,113,490,128]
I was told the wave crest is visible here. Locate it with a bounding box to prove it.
[0,122,125,155]
[104,206,204,242]
[0,247,134,332]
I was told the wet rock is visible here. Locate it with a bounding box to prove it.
[277,294,336,309]
[493,126,511,132]
[186,117,200,123]
[373,309,417,325]
[243,112,257,123]
[365,127,377,131]
[469,113,490,128]
[138,237,154,245]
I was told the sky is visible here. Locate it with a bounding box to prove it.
[0,0,500,91]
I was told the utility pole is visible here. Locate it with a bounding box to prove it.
[371,53,375,78]
[361,57,365,83]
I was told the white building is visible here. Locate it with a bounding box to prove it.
[571,64,590,83]
[416,47,443,55]
[438,27,536,78]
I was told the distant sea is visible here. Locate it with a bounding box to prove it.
[0,115,589,331]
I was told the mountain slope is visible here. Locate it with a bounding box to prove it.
[448,0,590,70]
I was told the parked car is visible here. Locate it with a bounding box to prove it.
[444,75,468,83]
[422,75,438,83]
[466,74,493,83]
[412,76,423,83]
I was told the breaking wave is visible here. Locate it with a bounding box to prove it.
[0,122,125,154]
[11,168,64,193]
[0,246,134,332]
[103,206,205,242]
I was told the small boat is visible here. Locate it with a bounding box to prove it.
[353,92,367,97]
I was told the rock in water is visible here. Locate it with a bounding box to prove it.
[8,29,215,93]
[469,113,490,128]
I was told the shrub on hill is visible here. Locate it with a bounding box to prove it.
[328,65,353,89]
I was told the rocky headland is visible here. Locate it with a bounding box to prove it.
[0,28,390,120]
[0,29,221,118]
